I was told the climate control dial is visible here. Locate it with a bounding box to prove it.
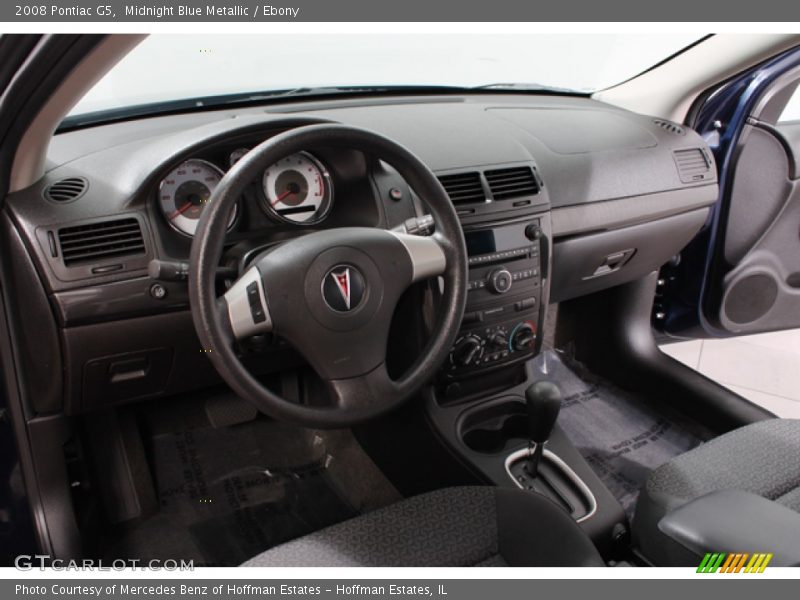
[450,335,484,367]
[488,331,509,350]
[510,322,536,352]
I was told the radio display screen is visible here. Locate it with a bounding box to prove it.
[465,230,496,256]
[465,221,538,257]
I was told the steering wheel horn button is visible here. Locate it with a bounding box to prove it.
[323,265,366,312]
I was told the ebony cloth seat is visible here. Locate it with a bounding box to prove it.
[242,486,604,567]
[633,418,800,566]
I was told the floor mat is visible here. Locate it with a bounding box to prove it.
[105,418,400,566]
[532,350,713,518]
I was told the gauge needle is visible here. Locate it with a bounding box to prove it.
[170,202,193,220]
[272,188,295,207]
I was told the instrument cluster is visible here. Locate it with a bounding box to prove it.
[157,149,334,237]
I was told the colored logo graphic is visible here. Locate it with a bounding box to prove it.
[697,552,773,573]
[322,265,366,312]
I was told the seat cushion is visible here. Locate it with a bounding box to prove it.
[633,418,800,565]
[242,486,604,567]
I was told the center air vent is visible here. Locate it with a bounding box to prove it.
[437,172,485,205]
[44,177,88,203]
[674,148,713,183]
[485,166,540,200]
[58,218,145,266]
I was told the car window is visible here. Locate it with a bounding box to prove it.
[66,33,705,124]
[778,84,800,123]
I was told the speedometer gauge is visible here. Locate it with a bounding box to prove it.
[262,152,333,224]
[159,159,237,236]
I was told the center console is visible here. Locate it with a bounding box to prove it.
[426,362,629,558]
[423,167,628,559]
[441,217,548,382]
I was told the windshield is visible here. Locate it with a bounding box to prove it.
[67,33,705,122]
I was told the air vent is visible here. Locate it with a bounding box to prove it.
[674,148,712,183]
[653,119,685,135]
[437,172,485,205]
[485,166,540,200]
[44,177,88,203]
[58,218,145,266]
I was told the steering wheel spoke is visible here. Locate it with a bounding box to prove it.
[390,231,447,282]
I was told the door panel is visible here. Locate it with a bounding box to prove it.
[712,121,800,333]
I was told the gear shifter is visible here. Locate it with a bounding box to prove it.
[524,381,562,478]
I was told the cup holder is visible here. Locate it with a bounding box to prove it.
[459,397,528,454]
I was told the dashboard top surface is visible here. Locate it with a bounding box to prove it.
[41,93,713,206]
[7,92,718,295]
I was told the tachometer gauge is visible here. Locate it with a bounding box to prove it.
[262,152,333,224]
[158,159,237,236]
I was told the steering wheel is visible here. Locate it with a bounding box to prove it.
[188,124,468,428]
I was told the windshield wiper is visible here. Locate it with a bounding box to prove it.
[473,82,580,94]
[237,83,583,101]
[226,84,475,103]
[58,83,583,132]
[58,85,476,131]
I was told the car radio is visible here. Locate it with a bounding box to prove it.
[443,218,547,378]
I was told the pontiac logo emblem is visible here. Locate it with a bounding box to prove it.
[333,268,352,309]
[322,265,366,312]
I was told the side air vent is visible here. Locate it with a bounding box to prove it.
[58,218,145,266]
[485,166,540,200]
[674,148,713,183]
[44,177,88,203]
[653,119,685,135]
[437,172,486,205]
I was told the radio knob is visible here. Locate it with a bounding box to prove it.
[451,336,483,367]
[525,223,543,241]
[487,268,513,294]
[511,323,536,351]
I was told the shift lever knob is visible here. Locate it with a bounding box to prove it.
[524,381,562,477]
[526,381,562,443]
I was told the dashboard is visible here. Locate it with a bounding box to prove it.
[3,93,719,415]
